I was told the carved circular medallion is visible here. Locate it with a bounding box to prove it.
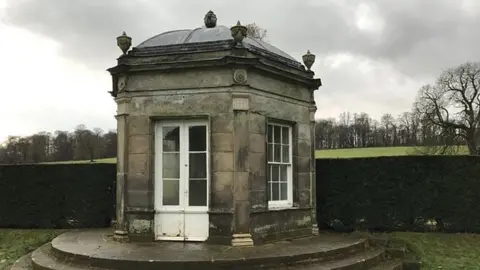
[233,69,247,84]
[117,76,127,91]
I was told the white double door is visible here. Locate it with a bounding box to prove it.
[154,120,209,242]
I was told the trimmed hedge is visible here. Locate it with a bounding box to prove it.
[316,156,480,233]
[0,164,115,229]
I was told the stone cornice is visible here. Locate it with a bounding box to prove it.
[107,55,321,91]
[126,39,304,70]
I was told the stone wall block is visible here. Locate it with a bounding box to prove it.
[127,190,153,208]
[234,172,250,202]
[249,113,265,134]
[128,116,151,136]
[297,173,311,191]
[249,133,266,153]
[211,113,234,133]
[129,135,151,154]
[297,139,311,158]
[212,152,234,172]
[211,133,234,152]
[296,156,310,174]
[128,153,150,176]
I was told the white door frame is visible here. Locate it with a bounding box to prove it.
[154,119,210,242]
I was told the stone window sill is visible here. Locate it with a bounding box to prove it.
[268,205,298,211]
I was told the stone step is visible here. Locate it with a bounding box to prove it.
[292,247,387,270]
[13,244,400,270]
[47,230,373,270]
[11,230,416,270]
[369,260,404,270]
[23,245,390,270]
[9,252,33,270]
[30,244,104,270]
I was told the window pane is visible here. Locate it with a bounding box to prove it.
[163,153,179,178]
[282,127,289,144]
[189,126,206,151]
[163,180,179,205]
[267,143,273,162]
[271,183,279,201]
[268,125,273,143]
[189,153,206,178]
[282,145,289,163]
[163,126,180,152]
[189,179,207,206]
[274,144,281,162]
[280,165,287,182]
[271,164,279,182]
[274,126,281,143]
[280,183,288,200]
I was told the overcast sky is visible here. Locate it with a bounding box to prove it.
[1,0,479,143]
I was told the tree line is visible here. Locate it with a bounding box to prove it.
[315,111,465,150]
[316,61,480,155]
[0,125,116,164]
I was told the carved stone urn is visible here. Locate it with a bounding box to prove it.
[302,50,316,71]
[230,21,247,46]
[117,31,132,55]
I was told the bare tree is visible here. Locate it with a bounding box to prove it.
[245,23,268,42]
[30,132,50,163]
[415,62,480,155]
[315,118,336,149]
[52,130,74,161]
[381,113,397,146]
[74,125,99,162]
[103,130,117,158]
[17,137,31,163]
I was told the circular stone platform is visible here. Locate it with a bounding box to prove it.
[10,229,408,270]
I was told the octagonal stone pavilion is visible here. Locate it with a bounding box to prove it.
[108,11,322,246]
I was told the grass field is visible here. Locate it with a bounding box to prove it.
[38,146,470,164]
[0,229,66,269]
[315,146,469,159]
[392,232,480,269]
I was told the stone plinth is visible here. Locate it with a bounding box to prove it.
[14,229,399,270]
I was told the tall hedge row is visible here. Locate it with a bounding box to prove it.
[0,164,116,229]
[316,156,480,233]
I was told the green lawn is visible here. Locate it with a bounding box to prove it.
[315,146,469,159]
[1,229,479,269]
[0,229,67,269]
[392,232,480,269]
[35,146,469,164]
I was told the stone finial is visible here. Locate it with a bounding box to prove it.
[117,31,132,55]
[204,10,217,28]
[302,50,316,71]
[230,21,247,46]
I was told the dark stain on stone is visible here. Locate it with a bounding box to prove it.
[237,146,249,171]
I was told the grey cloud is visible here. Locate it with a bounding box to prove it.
[5,0,479,77]
[271,0,480,77]
[314,56,427,121]
[3,0,165,69]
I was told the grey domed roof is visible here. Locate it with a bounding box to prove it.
[137,25,297,62]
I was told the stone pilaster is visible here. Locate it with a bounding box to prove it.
[231,94,254,247]
[310,105,319,236]
[114,96,130,242]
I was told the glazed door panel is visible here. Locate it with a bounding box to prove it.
[154,120,209,242]
[184,124,209,241]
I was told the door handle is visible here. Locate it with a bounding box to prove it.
[184,189,188,195]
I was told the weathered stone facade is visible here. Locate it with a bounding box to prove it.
[108,15,321,245]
